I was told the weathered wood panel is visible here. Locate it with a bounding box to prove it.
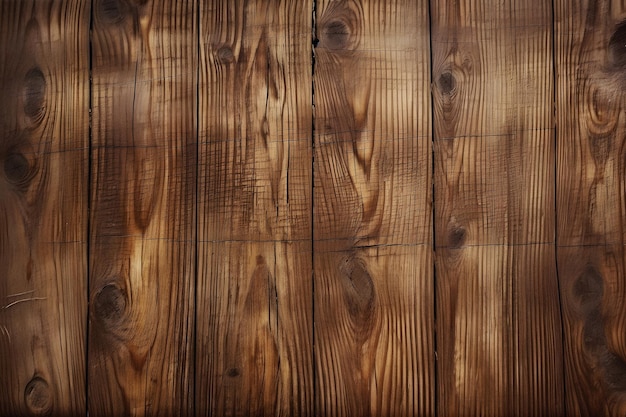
[196,1,313,415]
[555,1,626,415]
[313,1,434,415]
[431,0,564,415]
[0,1,89,415]
[4,1,626,416]
[89,0,196,414]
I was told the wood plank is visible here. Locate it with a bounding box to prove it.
[555,1,626,414]
[431,0,564,415]
[0,1,89,415]
[558,246,626,416]
[313,1,434,415]
[88,0,196,414]
[196,1,313,415]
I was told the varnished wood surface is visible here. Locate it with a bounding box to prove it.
[195,0,313,415]
[556,1,626,415]
[1,0,625,416]
[88,0,196,415]
[0,1,89,415]
[313,0,434,415]
[431,0,564,415]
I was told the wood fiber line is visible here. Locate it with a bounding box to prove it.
[88,0,197,415]
[0,1,89,416]
[314,0,434,415]
[431,0,564,415]
[196,1,313,415]
[555,1,626,415]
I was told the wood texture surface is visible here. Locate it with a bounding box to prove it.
[4,1,626,415]
[555,1,626,415]
[0,1,89,416]
[196,1,313,415]
[313,0,434,415]
[431,0,564,415]
[88,0,196,415]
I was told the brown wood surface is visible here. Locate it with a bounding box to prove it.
[0,1,89,416]
[555,1,626,415]
[88,0,196,415]
[4,1,626,415]
[431,0,564,415]
[313,0,434,415]
[195,1,313,415]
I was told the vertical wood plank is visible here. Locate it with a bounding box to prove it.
[89,0,196,415]
[431,0,564,415]
[196,1,313,415]
[314,1,434,415]
[0,1,89,415]
[555,1,626,415]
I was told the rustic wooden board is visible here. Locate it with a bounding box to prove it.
[313,0,434,415]
[3,1,625,415]
[558,246,626,416]
[88,0,196,415]
[555,1,626,414]
[0,1,89,415]
[431,0,564,415]
[196,1,313,415]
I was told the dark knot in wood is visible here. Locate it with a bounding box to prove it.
[572,264,603,313]
[94,283,127,326]
[609,21,626,69]
[23,67,46,122]
[321,20,353,50]
[24,376,52,416]
[217,46,234,64]
[4,152,31,185]
[97,0,129,24]
[448,226,467,249]
[438,71,456,95]
[340,255,375,330]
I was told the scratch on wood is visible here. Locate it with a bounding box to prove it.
[6,290,36,298]
[0,325,11,344]
[2,297,47,310]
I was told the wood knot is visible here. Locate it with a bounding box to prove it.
[226,367,240,377]
[340,255,375,327]
[4,152,33,186]
[323,20,350,49]
[438,71,456,95]
[94,283,127,326]
[603,351,626,390]
[217,46,234,64]
[24,376,52,416]
[573,264,603,313]
[97,0,130,24]
[448,226,467,248]
[582,309,604,347]
[609,21,626,69]
[23,67,46,123]
[320,18,358,50]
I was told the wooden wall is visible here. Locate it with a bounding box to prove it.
[1,0,625,416]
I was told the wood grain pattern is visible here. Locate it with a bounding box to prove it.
[0,1,89,415]
[4,2,626,415]
[555,1,626,414]
[196,1,313,415]
[313,0,434,415]
[88,0,196,415]
[431,0,564,415]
